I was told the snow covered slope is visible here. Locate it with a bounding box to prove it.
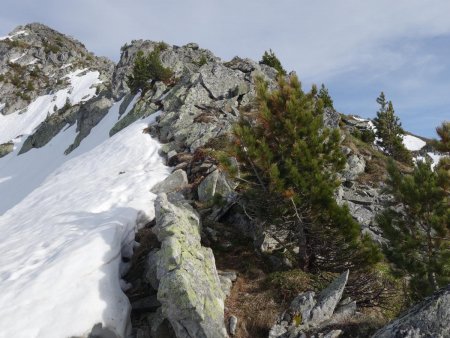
[0,96,169,337]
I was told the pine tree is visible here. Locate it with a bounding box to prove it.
[233,74,381,271]
[432,121,450,153]
[431,121,450,194]
[373,92,411,163]
[318,84,334,109]
[377,160,450,300]
[126,48,173,94]
[260,49,286,75]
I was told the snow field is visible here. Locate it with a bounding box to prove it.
[0,95,170,337]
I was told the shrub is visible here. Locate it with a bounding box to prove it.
[260,49,286,75]
[373,92,411,163]
[126,48,173,94]
[361,128,376,143]
[377,159,450,301]
[43,41,61,54]
[232,74,381,272]
[195,55,208,67]
[317,84,334,109]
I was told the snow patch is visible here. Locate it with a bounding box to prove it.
[427,152,444,169]
[26,58,38,65]
[60,63,73,70]
[0,30,28,41]
[352,116,369,122]
[9,52,27,63]
[403,134,426,151]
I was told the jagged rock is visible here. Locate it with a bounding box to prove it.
[342,154,365,181]
[332,298,357,322]
[228,315,238,336]
[64,96,114,154]
[323,107,341,129]
[151,193,227,338]
[309,270,349,325]
[269,271,350,338]
[218,270,237,298]
[144,249,160,290]
[372,284,450,338]
[197,169,234,202]
[199,63,248,100]
[19,103,80,154]
[0,142,14,158]
[148,309,177,338]
[131,295,161,312]
[151,169,188,194]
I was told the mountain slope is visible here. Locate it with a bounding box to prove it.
[0,24,169,337]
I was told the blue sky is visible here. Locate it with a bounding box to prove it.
[1,0,449,137]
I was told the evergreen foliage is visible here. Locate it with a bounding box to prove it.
[377,159,450,300]
[126,46,173,94]
[431,121,450,153]
[233,74,381,272]
[317,84,334,109]
[373,92,411,163]
[260,49,286,75]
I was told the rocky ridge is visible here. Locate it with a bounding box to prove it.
[0,23,448,338]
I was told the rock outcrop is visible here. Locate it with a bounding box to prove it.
[372,284,450,338]
[269,271,353,338]
[149,193,228,338]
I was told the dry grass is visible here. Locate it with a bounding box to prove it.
[212,226,285,338]
[343,133,413,186]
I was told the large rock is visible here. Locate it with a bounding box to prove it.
[197,170,234,202]
[323,107,341,129]
[342,154,366,181]
[372,284,450,338]
[151,193,227,338]
[0,142,14,158]
[309,270,349,325]
[151,169,188,194]
[269,271,350,338]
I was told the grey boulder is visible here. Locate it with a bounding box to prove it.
[372,284,450,338]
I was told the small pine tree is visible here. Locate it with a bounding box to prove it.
[233,74,381,272]
[377,160,450,301]
[260,49,286,75]
[373,92,411,163]
[431,121,450,153]
[317,84,334,109]
[126,47,173,94]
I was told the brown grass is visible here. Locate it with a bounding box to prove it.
[212,226,285,338]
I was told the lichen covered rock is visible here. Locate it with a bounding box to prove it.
[151,193,227,338]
